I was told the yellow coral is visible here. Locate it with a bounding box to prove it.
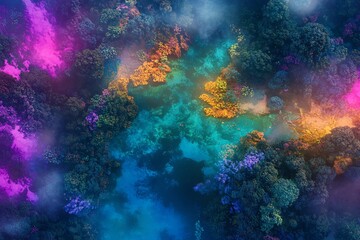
[109,77,129,93]
[203,108,237,119]
[229,44,240,58]
[199,75,239,119]
[199,94,217,107]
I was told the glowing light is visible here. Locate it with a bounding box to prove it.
[345,80,360,109]
[289,0,320,15]
[292,103,354,144]
[333,156,352,175]
[241,96,269,115]
[0,60,21,80]
[22,0,63,76]
[0,168,38,202]
[10,126,37,161]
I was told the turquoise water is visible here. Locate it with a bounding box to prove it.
[98,39,281,240]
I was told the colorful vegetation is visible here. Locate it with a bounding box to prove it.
[199,72,240,118]
[1,0,360,239]
[115,27,189,92]
[291,103,355,144]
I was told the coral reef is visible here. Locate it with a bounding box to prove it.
[199,73,240,118]
[1,0,360,239]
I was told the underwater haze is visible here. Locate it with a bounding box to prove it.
[1,0,360,240]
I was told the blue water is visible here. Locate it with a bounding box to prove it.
[98,39,280,240]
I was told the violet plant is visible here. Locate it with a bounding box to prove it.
[64,196,94,215]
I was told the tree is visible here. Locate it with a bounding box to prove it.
[260,0,294,53]
[75,49,104,80]
[105,26,125,40]
[0,70,54,133]
[321,127,360,156]
[268,70,289,90]
[0,35,12,67]
[293,23,330,67]
[271,178,299,208]
[88,91,138,134]
[100,8,121,25]
[335,221,360,240]
[77,18,97,46]
[260,203,283,233]
[235,50,272,81]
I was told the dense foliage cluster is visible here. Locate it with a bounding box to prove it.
[200,0,360,119]
[1,0,360,239]
[197,127,360,240]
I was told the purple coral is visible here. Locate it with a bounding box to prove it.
[102,89,110,96]
[239,151,265,169]
[281,55,300,70]
[193,179,216,194]
[284,55,300,65]
[221,195,231,205]
[64,196,93,215]
[230,200,241,213]
[303,15,318,23]
[216,172,230,185]
[331,37,344,45]
[117,3,129,11]
[214,151,265,189]
[85,111,99,130]
[344,22,357,37]
[0,101,17,127]
[343,14,360,37]
[194,150,264,213]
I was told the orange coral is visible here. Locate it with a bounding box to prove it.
[129,59,172,86]
[199,75,239,119]
[128,6,140,17]
[333,156,352,175]
[202,106,238,119]
[107,78,135,104]
[117,5,140,30]
[241,131,266,147]
[180,35,189,51]
[109,77,129,93]
[119,18,129,29]
[121,30,188,88]
[156,42,172,59]
[112,27,189,94]
[168,37,181,58]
